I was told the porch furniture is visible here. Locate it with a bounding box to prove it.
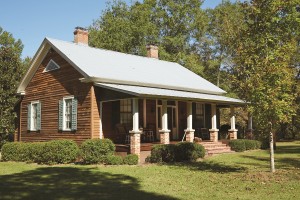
[115,124,130,144]
[201,128,209,140]
[143,128,154,142]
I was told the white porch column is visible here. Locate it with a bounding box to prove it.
[159,100,170,144]
[185,102,195,142]
[228,105,238,140]
[246,114,253,139]
[129,98,142,157]
[209,104,219,142]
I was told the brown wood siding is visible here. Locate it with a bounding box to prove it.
[102,101,114,140]
[20,49,92,143]
[91,86,100,138]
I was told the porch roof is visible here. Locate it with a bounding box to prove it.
[95,83,246,105]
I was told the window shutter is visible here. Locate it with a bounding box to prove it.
[27,104,31,130]
[58,100,63,130]
[71,98,78,131]
[36,102,41,130]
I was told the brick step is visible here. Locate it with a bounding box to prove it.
[200,144,228,148]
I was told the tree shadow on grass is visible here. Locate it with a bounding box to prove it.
[241,155,300,169]
[0,166,178,200]
[165,161,246,173]
[275,145,300,155]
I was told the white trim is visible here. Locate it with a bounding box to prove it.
[30,101,40,131]
[43,59,60,72]
[99,101,103,139]
[62,96,74,131]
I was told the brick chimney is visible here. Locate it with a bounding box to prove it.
[146,45,159,59]
[73,27,88,45]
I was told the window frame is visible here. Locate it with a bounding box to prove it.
[43,59,60,73]
[30,101,40,131]
[120,99,132,125]
[62,96,74,131]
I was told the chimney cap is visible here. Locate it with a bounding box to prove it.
[74,26,88,31]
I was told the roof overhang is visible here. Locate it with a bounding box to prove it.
[95,83,246,106]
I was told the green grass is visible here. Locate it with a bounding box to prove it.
[0,141,299,200]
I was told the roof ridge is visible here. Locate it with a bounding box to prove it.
[45,37,180,66]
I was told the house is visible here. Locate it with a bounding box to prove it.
[15,27,248,156]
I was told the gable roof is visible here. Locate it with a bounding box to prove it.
[17,38,226,95]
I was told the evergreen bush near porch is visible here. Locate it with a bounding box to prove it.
[228,139,261,152]
[146,142,205,163]
[80,139,115,164]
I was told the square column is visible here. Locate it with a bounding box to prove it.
[209,104,219,142]
[159,100,170,144]
[228,105,238,140]
[129,98,142,156]
[185,102,195,142]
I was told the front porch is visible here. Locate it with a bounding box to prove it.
[93,83,249,157]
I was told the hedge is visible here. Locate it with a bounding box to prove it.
[123,154,139,165]
[146,142,205,163]
[80,139,115,164]
[106,155,124,165]
[1,140,79,164]
[228,139,261,152]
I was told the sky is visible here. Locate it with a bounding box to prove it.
[0,0,226,59]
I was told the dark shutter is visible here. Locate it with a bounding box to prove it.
[36,102,41,130]
[58,100,63,130]
[27,104,31,130]
[71,98,78,131]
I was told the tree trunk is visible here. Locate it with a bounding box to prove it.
[269,131,275,173]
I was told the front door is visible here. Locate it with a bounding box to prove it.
[167,106,178,140]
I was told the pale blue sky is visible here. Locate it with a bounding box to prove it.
[0,0,226,58]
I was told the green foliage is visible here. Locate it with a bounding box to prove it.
[0,27,27,145]
[123,154,139,165]
[1,140,79,164]
[229,139,261,152]
[106,155,124,165]
[147,142,205,163]
[39,140,79,164]
[175,142,205,162]
[80,139,115,164]
[147,144,177,163]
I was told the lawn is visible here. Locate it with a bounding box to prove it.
[0,141,299,200]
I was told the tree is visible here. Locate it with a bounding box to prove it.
[89,0,208,77]
[230,0,300,172]
[0,27,25,146]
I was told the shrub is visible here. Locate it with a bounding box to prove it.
[244,140,257,150]
[39,140,79,164]
[147,142,205,163]
[1,140,79,164]
[175,142,205,162]
[229,140,246,152]
[80,139,115,164]
[123,154,139,165]
[147,144,176,163]
[106,155,123,165]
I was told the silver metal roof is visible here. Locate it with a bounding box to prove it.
[95,83,246,105]
[47,38,226,95]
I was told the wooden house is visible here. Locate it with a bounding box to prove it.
[15,27,247,155]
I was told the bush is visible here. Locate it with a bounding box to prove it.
[229,140,246,152]
[175,142,205,162]
[147,144,177,163]
[147,142,205,163]
[1,140,79,164]
[106,155,123,165]
[229,139,262,152]
[123,154,139,165]
[39,140,79,164]
[80,139,115,164]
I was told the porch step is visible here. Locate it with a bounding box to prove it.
[198,141,233,156]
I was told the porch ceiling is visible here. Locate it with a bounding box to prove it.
[95,83,246,105]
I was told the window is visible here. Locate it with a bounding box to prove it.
[195,103,205,127]
[43,59,60,72]
[59,97,77,131]
[120,99,132,125]
[27,101,41,131]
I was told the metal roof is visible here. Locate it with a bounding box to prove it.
[95,83,246,105]
[46,38,226,95]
